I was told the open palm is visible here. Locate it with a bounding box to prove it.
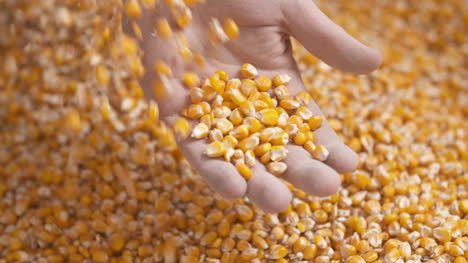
[130,0,381,212]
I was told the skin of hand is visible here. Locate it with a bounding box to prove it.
[127,0,382,213]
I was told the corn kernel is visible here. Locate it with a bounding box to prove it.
[192,123,209,139]
[258,109,279,126]
[205,142,226,157]
[156,18,173,38]
[308,115,324,131]
[267,162,287,176]
[255,75,272,92]
[223,19,239,40]
[240,63,258,79]
[236,163,253,180]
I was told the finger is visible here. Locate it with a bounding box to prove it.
[169,131,248,199]
[246,163,292,213]
[306,99,359,174]
[282,145,341,197]
[281,0,382,74]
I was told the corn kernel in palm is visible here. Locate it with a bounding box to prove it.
[238,135,260,152]
[229,108,243,126]
[254,143,271,156]
[236,163,252,180]
[205,141,225,157]
[280,98,300,110]
[267,162,288,176]
[308,115,324,130]
[296,106,313,121]
[260,127,279,142]
[190,87,203,103]
[226,78,241,94]
[304,141,316,153]
[209,128,223,142]
[273,74,291,87]
[191,123,209,139]
[154,61,172,76]
[244,150,256,167]
[258,109,279,126]
[255,75,272,92]
[260,151,272,164]
[200,114,214,128]
[294,132,307,145]
[231,125,249,140]
[240,63,258,79]
[274,85,290,100]
[182,72,200,88]
[224,148,235,162]
[222,135,238,149]
[312,144,329,161]
[229,88,247,106]
[223,18,240,40]
[277,113,288,128]
[295,91,312,106]
[288,115,303,126]
[243,116,262,133]
[187,104,204,119]
[284,123,298,137]
[215,118,234,135]
[239,100,255,116]
[240,79,257,96]
[270,131,289,146]
[271,146,288,162]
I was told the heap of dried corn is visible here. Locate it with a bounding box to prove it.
[0,0,467,263]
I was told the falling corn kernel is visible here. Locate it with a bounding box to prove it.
[125,0,142,18]
[223,18,239,40]
[156,19,173,38]
[182,72,200,88]
[173,117,190,139]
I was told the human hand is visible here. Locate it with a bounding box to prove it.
[127,0,382,213]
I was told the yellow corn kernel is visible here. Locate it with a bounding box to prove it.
[215,119,234,135]
[270,245,288,259]
[270,131,289,146]
[244,150,256,167]
[384,248,400,263]
[182,72,200,88]
[156,18,173,38]
[172,5,192,29]
[303,244,317,260]
[100,96,112,121]
[433,227,451,243]
[95,65,110,85]
[199,102,211,114]
[280,99,300,110]
[258,109,279,126]
[273,74,291,87]
[225,78,241,93]
[243,117,262,133]
[295,91,312,106]
[187,104,204,119]
[224,148,235,162]
[259,151,271,164]
[66,109,81,132]
[214,70,229,81]
[240,63,258,79]
[91,250,109,262]
[253,100,270,111]
[260,127,278,142]
[229,109,243,126]
[209,17,229,43]
[308,115,324,130]
[213,106,231,118]
[209,74,225,94]
[231,149,244,164]
[254,143,271,156]
[361,251,378,263]
[312,144,329,161]
[231,125,249,140]
[346,256,366,263]
[294,132,307,145]
[459,199,468,213]
[229,88,247,106]
[205,142,226,157]
[173,117,190,139]
[241,79,257,96]
[125,0,142,18]
[296,106,313,121]
[284,123,299,137]
[223,18,239,40]
[191,123,209,139]
[292,236,307,253]
[154,61,172,77]
[255,75,272,92]
[222,135,239,148]
[274,85,290,100]
[271,146,288,162]
[190,87,204,103]
[288,115,303,126]
[347,216,367,235]
[236,163,253,180]
[447,244,463,256]
[267,162,287,176]
[200,114,214,129]
[314,235,327,249]
[148,101,160,123]
[455,257,467,263]
[238,135,260,152]
[239,100,256,116]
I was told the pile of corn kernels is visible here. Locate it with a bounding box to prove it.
[0,0,467,263]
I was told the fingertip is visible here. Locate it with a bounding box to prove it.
[354,47,382,74]
[313,169,341,197]
[247,167,292,213]
[325,144,359,174]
